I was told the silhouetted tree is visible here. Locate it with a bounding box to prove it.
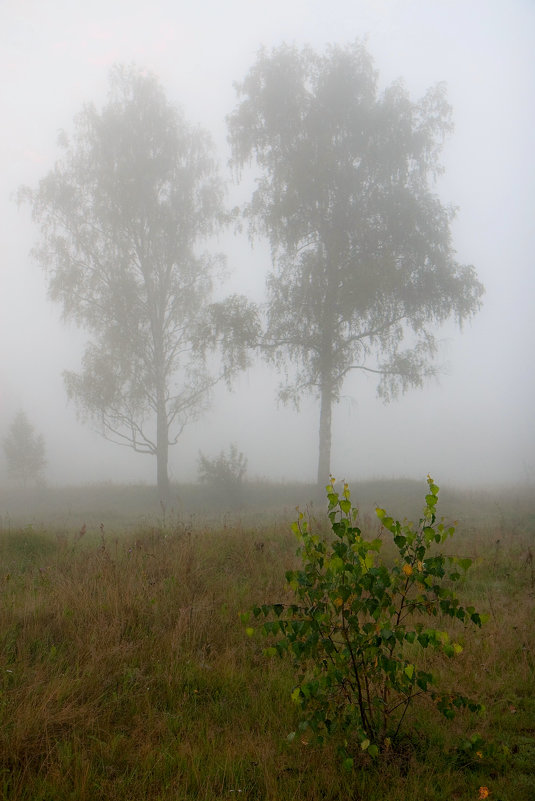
[228,42,484,484]
[3,410,46,486]
[20,65,258,501]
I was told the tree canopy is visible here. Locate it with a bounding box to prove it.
[228,41,484,484]
[22,65,258,499]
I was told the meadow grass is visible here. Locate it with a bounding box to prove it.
[0,481,533,800]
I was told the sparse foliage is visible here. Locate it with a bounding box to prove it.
[228,42,485,484]
[20,65,259,500]
[3,410,47,486]
[245,477,484,763]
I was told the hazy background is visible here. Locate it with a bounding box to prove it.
[1,0,534,488]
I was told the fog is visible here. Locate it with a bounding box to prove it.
[1,0,534,490]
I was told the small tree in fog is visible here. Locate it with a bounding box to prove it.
[198,444,247,507]
[20,66,258,501]
[198,444,248,488]
[3,410,46,486]
[228,42,484,485]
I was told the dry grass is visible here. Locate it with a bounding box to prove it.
[0,484,533,800]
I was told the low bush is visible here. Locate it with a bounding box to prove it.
[246,476,485,765]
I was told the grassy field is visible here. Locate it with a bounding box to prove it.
[0,480,533,800]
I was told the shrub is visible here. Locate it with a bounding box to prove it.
[245,476,485,764]
[198,444,247,489]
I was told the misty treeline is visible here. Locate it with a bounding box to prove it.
[19,42,484,500]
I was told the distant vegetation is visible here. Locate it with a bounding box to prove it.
[19,40,484,498]
[0,479,533,799]
[1,477,534,532]
[19,65,258,502]
[198,444,248,487]
[229,41,484,484]
[2,410,46,487]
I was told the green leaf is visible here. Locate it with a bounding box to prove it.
[404,664,415,680]
[291,687,302,704]
[245,627,254,637]
[369,538,383,552]
[330,556,344,573]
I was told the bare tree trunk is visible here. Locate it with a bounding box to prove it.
[156,395,170,504]
[317,379,333,487]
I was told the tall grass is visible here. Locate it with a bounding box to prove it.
[0,483,533,800]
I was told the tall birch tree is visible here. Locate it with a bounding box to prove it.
[228,42,484,484]
[22,65,258,499]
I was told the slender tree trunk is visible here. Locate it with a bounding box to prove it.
[317,379,333,487]
[153,309,170,503]
[316,234,338,488]
[317,247,335,487]
[156,393,170,504]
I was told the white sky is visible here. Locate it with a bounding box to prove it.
[0,0,534,487]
